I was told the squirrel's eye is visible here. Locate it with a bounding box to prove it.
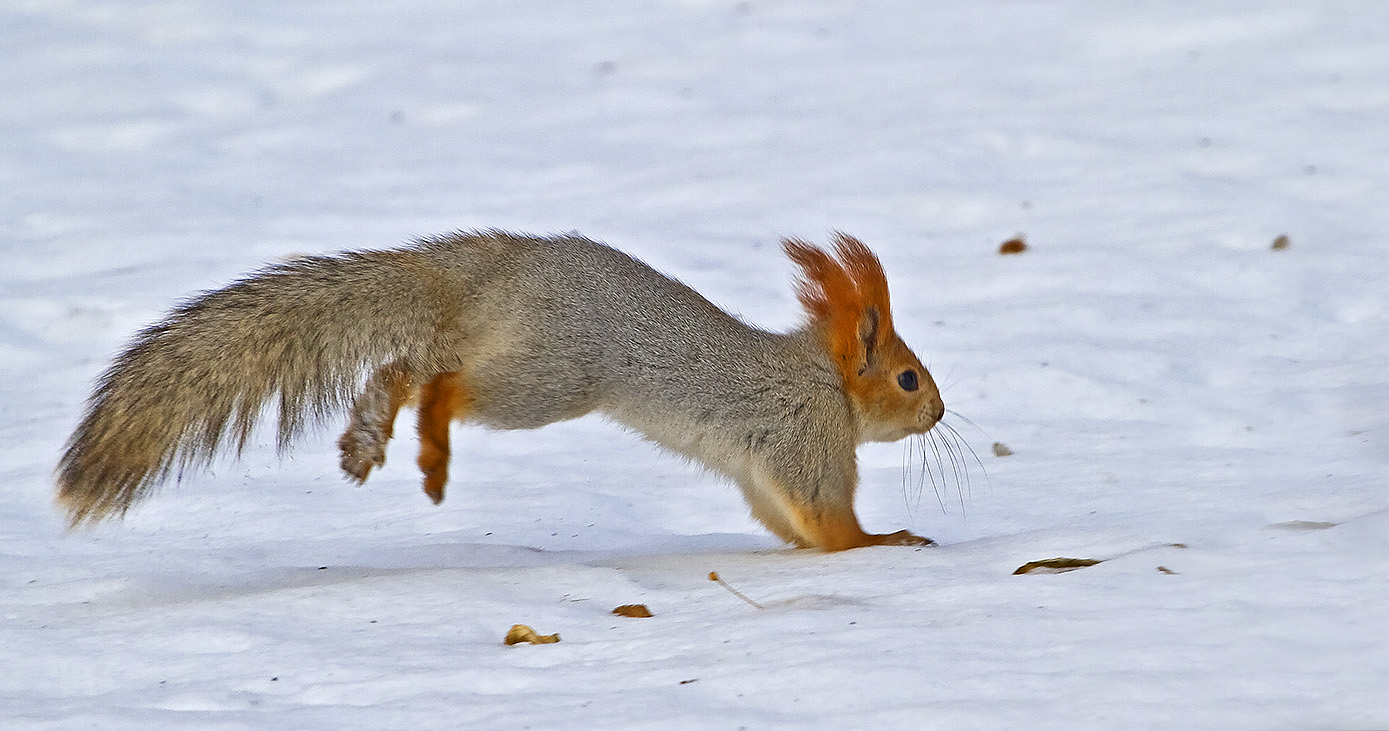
[897,369,919,392]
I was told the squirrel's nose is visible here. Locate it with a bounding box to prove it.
[928,399,945,424]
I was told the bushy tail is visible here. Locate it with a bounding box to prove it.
[56,245,461,528]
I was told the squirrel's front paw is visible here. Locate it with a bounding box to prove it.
[876,530,934,546]
[338,429,387,483]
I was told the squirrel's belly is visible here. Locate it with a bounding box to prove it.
[465,385,598,430]
[602,403,756,479]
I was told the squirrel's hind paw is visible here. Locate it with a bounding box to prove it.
[338,430,387,483]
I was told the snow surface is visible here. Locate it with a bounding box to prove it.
[4,1,1389,728]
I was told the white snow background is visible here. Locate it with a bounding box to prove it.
[4,1,1388,728]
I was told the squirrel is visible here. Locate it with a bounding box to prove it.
[56,230,945,550]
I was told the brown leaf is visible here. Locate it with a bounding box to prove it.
[1013,557,1103,575]
[504,624,561,645]
[612,604,653,618]
[999,236,1028,255]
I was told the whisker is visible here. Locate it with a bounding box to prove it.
[901,437,916,522]
[922,429,953,514]
[955,431,975,505]
[945,409,991,440]
[937,366,960,395]
[941,425,972,508]
[934,430,967,517]
[940,417,990,511]
[908,448,924,515]
[940,420,988,480]
[916,434,947,513]
[900,401,991,526]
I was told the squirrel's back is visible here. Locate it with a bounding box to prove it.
[425,232,850,474]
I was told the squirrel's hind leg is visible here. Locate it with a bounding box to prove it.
[416,372,471,505]
[339,364,414,483]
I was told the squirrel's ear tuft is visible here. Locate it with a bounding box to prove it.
[783,235,895,378]
[830,232,894,350]
[783,238,849,324]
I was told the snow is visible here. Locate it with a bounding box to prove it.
[4,0,1388,728]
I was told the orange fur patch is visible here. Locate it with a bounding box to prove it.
[780,498,879,551]
[416,372,469,504]
[830,232,893,338]
[782,233,896,379]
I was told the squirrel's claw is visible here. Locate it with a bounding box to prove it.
[874,530,934,547]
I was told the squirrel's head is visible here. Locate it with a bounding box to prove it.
[784,233,945,443]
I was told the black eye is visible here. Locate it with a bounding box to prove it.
[897,369,919,392]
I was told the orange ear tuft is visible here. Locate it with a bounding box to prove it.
[783,238,849,321]
[783,235,895,378]
[830,232,894,345]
